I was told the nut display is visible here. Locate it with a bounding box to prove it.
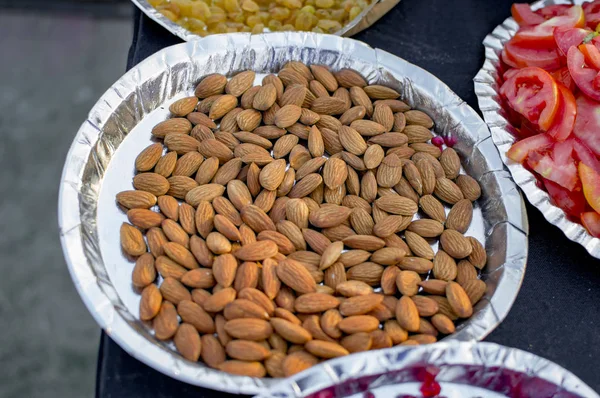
[117,61,487,378]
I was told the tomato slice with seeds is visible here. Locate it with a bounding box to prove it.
[573,93,600,156]
[579,43,600,69]
[567,46,600,101]
[544,179,586,218]
[507,133,553,163]
[581,212,600,237]
[554,27,591,57]
[512,3,545,26]
[500,67,560,131]
[502,39,563,70]
[527,150,578,190]
[546,83,576,141]
[513,6,585,47]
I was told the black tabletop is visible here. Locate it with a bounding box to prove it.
[97,2,600,396]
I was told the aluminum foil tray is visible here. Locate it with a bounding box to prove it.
[260,342,598,397]
[58,32,528,394]
[474,0,600,258]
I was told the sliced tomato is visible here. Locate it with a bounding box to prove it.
[567,46,600,101]
[581,212,600,237]
[572,137,600,173]
[527,151,578,190]
[573,93,600,156]
[583,0,600,30]
[500,67,560,130]
[513,6,585,47]
[512,3,545,26]
[579,43,600,68]
[537,5,571,19]
[554,27,591,57]
[502,40,563,70]
[579,162,600,213]
[518,119,542,138]
[507,133,553,162]
[544,179,586,218]
[546,83,576,141]
[550,67,576,91]
[503,68,520,81]
[552,139,574,164]
[594,71,600,90]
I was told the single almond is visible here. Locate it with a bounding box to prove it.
[419,195,446,223]
[411,295,439,317]
[407,219,444,238]
[276,258,317,294]
[339,293,383,316]
[404,230,434,260]
[151,118,192,138]
[201,334,226,368]
[440,230,473,259]
[174,323,201,361]
[338,315,379,334]
[133,173,170,196]
[446,199,473,233]
[294,293,340,313]
[120,222,147,256]
[446,281,473,318]
[434,177,465,204]
[395,295,419,332]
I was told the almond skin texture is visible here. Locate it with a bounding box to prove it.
[276,258,317,294]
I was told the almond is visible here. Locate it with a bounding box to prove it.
[253,83,278,111]
[120,222,147,256]
[339,294,383,316]
[372,104,394,131]
[380,266,399,295]
[157,196,180,221]
[273,134,299,159]
[227,180,253,210]
[155,256,188,280]
[373,215,409,238]
[440,147,461,179]
[133,173,170,196]
[339,125,367,155]
[180,268,215,289]
[276,258,317,294]
[163,241,199,269]
[456,174,482,201]
[395,295,419,332]
[334,69,367,88]
[411,142,441,158]
[217,361,266,378]
[418,195,446,223]
[384,320,408,344]
[224,318,273,341]
[139,284,162,321]
[446,199,473,233]
[263,74,284,100]
[368,132,407,147]
[224,298,269,320]
[288,173,323,198]
[310,97,347,115]
[375,195,418,216]
[271,318,312,344]
[434,177,464,204]
[398,257,433,273]
[151,118,192,138]
[404,110,434,128]
[280,84,307,107]
[431,313,455,335]
[309,205,352,228]
[407,219,444,238]
[467,237,487,269]
[349,86,373,116]
[282,351,318,377]
[127,208,165,230]
[195,73,227,98]
[198,139,234,163]
[324,261,347,289]
[342,235,385,251]
[440,229,472,259]
[364,144,385,169]
[159,277,191,305]
[395,270,421,296]
[411,295,439,317]
[274,104,302,128]
[167,176,198,199]
[310,65,338,92]
[132,253,156,288]
[171,323,201,363]
[173,151,204,177]
[225,340,271,362]
[135,143,163,172]
[404,230,434,260]
[462,278,487,305]
[350,208,374,235]
[226,70,255,97]
[241,204,276,232]
[346,262,384,286]
[393,177,420,203]
[201,334,226,368]
[116,190,157,209]
[279,68,308,87]
[177,300,215,333]
[234,240,278,261]
[363,85,399,99]
[338,315,379,334]
[336,280,373,297]
[418,279,448,295]
[162,218,189,248]
[446,281,473,318]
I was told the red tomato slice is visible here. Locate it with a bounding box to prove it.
[572,137,600,173]
[579,43,600,68]
[550,67,576,91]
[546,83,576,141]
[518,119,542,138]
[552,139,574,164]
[537,5,571,19]
[554,27,592,57]
[527,151,578,190]
[503,68,519,81]
[567,46,600,101]
[512,3,545,26]
[583,0,600,30]
[513,6,585,47]
[581,211,600,237]
[507,133,554,162]
[544,179,586,218]
[579,162,600,213]
[500,67,560,131]
[573,93,600,156]
[502,40,563,70]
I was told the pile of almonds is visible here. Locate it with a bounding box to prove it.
[117,61,487,379]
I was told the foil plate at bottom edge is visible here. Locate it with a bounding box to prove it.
[260,342,598,398]
[474,0,600,259]
[58,32,528,395]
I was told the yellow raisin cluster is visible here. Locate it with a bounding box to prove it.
[149,0,370,36]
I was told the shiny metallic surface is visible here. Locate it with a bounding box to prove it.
[474,0,600,258]
[259,342,598,397]
[58,32,528,394]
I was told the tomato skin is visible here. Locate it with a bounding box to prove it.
[567,46,600,101]
[544,179,586,218]
[546,83,576,141]
[583,0,600,30]
[500,67,560,131]
[502,40,563,71]
[579,162,600,214]
[573,93,600,156]
[537,5,571,19]
[572,137,600,173]
[554,27,590,57]
[507,133,553,162]
[581,212,600,237]
[579,43,600,69]
[513,6,585,47]
[512,3,545,26]
[550,67,576,91]
[527,150,578,190]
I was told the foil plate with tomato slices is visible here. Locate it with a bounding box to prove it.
[475,0,600,258]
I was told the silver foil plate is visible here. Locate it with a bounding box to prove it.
[130,0,387,41]
[58,32,528,394]
[474,0,600,258]
[259,342,598,397]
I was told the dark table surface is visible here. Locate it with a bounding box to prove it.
[97,1,600,396]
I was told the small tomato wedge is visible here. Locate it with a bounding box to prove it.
[567,46,600,101]
[546,83,576,141]
[512,3,545,26]
[573,94,600,156]
[550,67,576,91]
[513,6,585,47]
[581,211,600,237]
[500,67,560,130]
[579,162,600,213]
[554,27,592,57]
[502,39,563,70]
[527,151,578,190]
[507,133,554,162]
[579,43,600,68]
[544,179,587,218]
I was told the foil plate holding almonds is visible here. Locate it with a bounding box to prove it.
[59,32,528,394]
